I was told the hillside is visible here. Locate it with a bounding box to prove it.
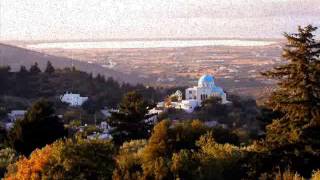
[0,43,144,84]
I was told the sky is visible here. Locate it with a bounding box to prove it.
[1,0,320,41]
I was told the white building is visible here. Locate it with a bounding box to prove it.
[182,75,229,112]
[5,110,27,130]
[180,99,199,113]
[87,131,113,140]
[171,90,183,101]
[8,110,27,122]
[100,109,112,118]
[60,92,88,106]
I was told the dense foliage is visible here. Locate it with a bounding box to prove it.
[0,25,320,180]
[0,62,171,111]
[5,138,115,180]
[113,120,245,180]
[197,95,260,130]
[7,99,66,155]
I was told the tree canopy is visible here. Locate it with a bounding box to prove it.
[8,99,66,155]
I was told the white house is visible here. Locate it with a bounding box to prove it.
[60,92,88,106]
[8,110,27,122]
[87,131,113,140]
[100,109,111,118]
[182,74,229,112]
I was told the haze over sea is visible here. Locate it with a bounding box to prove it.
[28,39,277,49]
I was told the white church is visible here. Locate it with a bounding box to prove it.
[180,74,229,112]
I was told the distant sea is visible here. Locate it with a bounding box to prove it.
[28,39,276,49]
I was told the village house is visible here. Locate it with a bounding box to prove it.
[60,92,88,106]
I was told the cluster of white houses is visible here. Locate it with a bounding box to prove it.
[3,74,229,139]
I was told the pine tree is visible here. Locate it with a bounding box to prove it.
[44,61,55,74]
[18,66,28,74]
[29,62,41,74]
[108,91,154,144]
[262,25,320,145]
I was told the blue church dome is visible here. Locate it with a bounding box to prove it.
[212,86,224,95]
[198,75,215,88]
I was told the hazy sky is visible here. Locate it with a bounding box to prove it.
[1,0,319,40]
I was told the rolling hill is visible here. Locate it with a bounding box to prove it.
[0,43,144,84]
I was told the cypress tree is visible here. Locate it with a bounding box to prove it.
[262,25,320,145]
[44,61,55,74]
[29,62,41,74]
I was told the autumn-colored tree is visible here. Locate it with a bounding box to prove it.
[5,138,115,180]
[45,138,115,180]
[141,120,171,179]
[5,144,54,180]
[170,149,198,180]
[312,170,320,180]
[113,140,147,180]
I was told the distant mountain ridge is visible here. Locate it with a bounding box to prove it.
[0,43,143,84]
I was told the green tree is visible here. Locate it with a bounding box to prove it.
[262,25,320,145]
[108,91,153,144]
[8,99,66,155]
[254,25,320,178]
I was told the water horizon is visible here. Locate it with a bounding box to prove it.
[27,39,277,50]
